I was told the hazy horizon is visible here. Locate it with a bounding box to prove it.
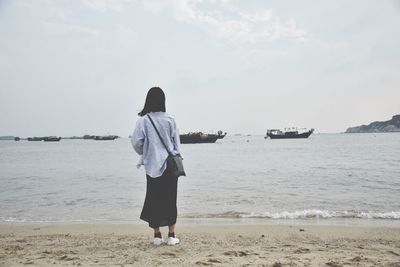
[1,0,399,136]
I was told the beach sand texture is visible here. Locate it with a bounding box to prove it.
[1,224,400,266]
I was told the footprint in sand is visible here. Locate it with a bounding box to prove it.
[294,247,310,254]
[388,251,400,256]
[350,256,364,262]
[160,252,177,257]
[195,261,213,266]
[196,258,223,266]
[223,250,258,257]
[207,258,223,263]
[325,261,343,267]
[59,255,79,261]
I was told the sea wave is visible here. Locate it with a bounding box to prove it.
[0,217,113,223]
[2,210,400,223]
[183,210,400,220]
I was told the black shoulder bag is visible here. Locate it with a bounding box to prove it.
[147,115,186,178]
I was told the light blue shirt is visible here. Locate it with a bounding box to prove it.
[131,112,181,178]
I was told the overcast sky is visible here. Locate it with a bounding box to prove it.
[0,0,399,136]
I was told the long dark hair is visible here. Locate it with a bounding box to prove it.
[138,87,166,116]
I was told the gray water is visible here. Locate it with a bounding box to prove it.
[1,133,399,225]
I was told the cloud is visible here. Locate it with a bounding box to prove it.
[170,0,307,43]
[41,21,100,36]
[81,0,130,13]
[142,0,171,14]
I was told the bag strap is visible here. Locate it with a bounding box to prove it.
[147,114,172,156]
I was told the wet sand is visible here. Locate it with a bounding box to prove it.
[1,223,400,266]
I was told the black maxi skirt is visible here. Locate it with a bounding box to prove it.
[140,170,178,228]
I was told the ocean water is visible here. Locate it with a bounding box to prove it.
[1,133,399,226]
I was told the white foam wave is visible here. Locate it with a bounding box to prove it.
[0,217,27,223]
[243,210,400,219]
[189,210,400,220]
[3,211,400,223]
[356,211,400,219]
[0,217,102,223]
[242,209,337,219]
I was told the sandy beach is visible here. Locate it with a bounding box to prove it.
[1,223,400,266]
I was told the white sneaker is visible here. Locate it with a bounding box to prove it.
[167,236,180,246]
[153,237,163,246]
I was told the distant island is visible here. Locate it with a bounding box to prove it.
[0,135,120,141]
[0,136,15,140]
[345,114,400,133]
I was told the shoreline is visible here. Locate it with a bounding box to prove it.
[2,217,400,228]
[1,223,400,266]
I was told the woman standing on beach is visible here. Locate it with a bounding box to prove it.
[131,87,181,246]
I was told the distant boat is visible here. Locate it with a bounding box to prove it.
[43,136,61,142]
[14,137,20,141]
[63,136,84,140]
[180,131,226,144]
[209,130,227,139]
[94,135,119,141]
[265,128,314,139]
[27,137,44,141]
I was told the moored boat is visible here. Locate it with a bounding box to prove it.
[94,135,119,141]
[27,137,44,141]
[43,136,61,142]
[208,130,227,140]
[265,128,314,139]
[180,131,226,144]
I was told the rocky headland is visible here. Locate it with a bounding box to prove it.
[345,114,400,133]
